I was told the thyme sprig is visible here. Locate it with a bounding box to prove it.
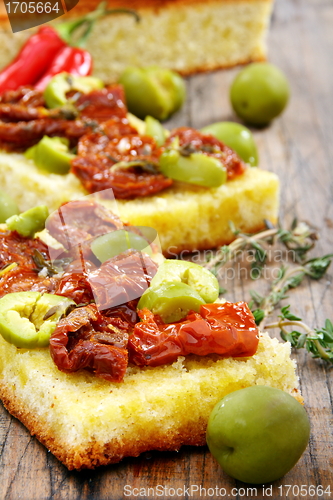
[204,219,317,277]
[202,220,333,366]
[264,306,333,365]
[250,254,333,325]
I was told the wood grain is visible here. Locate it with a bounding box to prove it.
[0,0,332,498]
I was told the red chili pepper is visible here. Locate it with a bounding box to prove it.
[34,46,93,91]
[33,5,139,92]
[0,26,66,94]
[0,6,139,96]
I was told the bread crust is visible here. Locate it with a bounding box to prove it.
[0,0,273,23]
[0,382,206,469]
[67,0,273,15]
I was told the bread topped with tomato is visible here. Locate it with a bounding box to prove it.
[0,84,279,255]
[0,199,300,470]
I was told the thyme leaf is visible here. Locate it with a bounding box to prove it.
[265,306,333,365]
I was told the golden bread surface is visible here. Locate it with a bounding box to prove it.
[0,0,273,80]
[0,331,299,470]
[0,151,279,254]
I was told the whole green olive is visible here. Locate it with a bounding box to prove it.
[119,66,186,121]
[0,190,20,224]
[206,386,310,484]
[230,63,290,126]
[201,122,258,166]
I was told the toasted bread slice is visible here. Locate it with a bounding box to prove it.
[0,330,299,470]
[0,151,279,254]
[0,0,273,81]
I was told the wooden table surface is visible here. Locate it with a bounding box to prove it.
[1,0,332,498]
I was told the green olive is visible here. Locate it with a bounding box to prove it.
[150,259,219,303]
[206,386,310,484]
[0,292,75,348]
[201,122,258,167]
[0,190,20,224]
[230,63,290,126]
[44,72,104,109]
[6,205,49,238]
[119,66,186,121]
[91,228,154,263]
[155,66,185,112]
[137,281,205,323]
[144,116,167,146]
[25,136,75,175]
[159,149,227,188]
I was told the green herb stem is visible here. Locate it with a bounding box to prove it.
[265,318,333,362]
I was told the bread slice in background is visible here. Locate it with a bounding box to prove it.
[0,330,300,470]
[0,0,273,81]
[0,151,279,254]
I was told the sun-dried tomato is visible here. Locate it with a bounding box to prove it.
[54,271,94,305]
[72,155,173,198]
[102,300,139,329]
[0,86,130,151]
[89,249,158,311]
[50,303,129,382]
[0,117,87,151]
[46,199,123,252]
[0,87,45,107]
[72,132,172,198]
[129,302,259,366]
[75,85,128,123]
[0,230,50,270]
[0,104,46,123]
[165,127,246,180]
[0,265,59,298]
[0,230,63,297]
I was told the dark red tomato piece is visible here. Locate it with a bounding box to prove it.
[50,303,129,382]
[88,249,158,311]
[0,117,87,151]
[72,128,173,198]
[0,230,50,270]
[165,127,246,180]
[54,271,94,305]
[72,155,173,199]
[0,87,45,107]
[0,265,59,298]
[128,308,184,366]
[0,104,45,123]
[129,302,259,367]
[102,300,139,330]
[46,199,123,252]
[76,85,128,123]
[178,302,259,357]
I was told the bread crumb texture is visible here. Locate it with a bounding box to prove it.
[0,0,273,79]
[0,151,279,254]
[0,331,299,469]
